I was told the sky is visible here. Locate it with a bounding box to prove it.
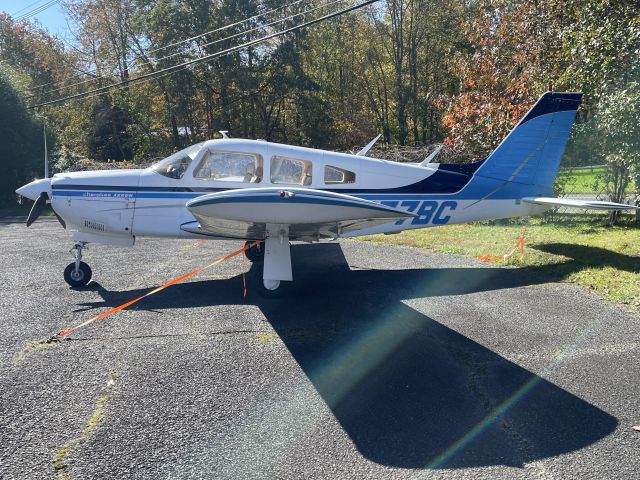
[1,0,70,37]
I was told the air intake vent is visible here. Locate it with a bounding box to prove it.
[84,219,106,232]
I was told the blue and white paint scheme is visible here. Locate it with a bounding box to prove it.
[15,91,637,293]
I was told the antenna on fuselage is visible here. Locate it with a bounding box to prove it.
[356,134,381,156]
[420,145,443,166]
[219,130,230,139]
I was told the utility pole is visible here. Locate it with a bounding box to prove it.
[43,120,48,179]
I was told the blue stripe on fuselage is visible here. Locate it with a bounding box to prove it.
[51,189,470,201]
[50,167,524,202]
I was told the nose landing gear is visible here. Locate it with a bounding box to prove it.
[63,242,92,288]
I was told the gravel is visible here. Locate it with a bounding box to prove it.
[1,216,638,479]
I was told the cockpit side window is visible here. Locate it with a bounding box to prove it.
[193,151,263,183]
[150,142,204,179]
[270,156,312,185]
[324,165,356,184]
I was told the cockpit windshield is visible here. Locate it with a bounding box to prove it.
[150,142,204,179]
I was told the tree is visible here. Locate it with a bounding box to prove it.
[441,0,547,158]
[0,62,48,205]
[586,82,640,225]
[88,98,133,160]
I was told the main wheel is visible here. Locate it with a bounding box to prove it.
[249,268,287,298]
[64,261,92,288]
[244,241,265,263]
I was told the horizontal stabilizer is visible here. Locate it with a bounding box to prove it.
[522,197,638,210]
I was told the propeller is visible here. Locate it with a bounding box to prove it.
[26,192,48,227]
[54,211,66,229]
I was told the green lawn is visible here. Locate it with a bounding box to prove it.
[556,167,604,193]
[360,216,640,307]
[556,166,635,193]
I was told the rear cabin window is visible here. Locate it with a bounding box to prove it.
[324,165,356,184]
[270,156,313,185]
[193,151,263,183]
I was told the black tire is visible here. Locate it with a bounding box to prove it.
[64,261,92,288]
[244,241,265,263]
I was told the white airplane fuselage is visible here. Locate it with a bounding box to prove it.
[24,92,624,292]
[26,138,543,248]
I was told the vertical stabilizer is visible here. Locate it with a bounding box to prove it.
[475,92,582,196]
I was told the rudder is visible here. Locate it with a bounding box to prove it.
[475,92,582,197]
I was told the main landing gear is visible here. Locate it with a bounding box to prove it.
[244,240,283,297]
[245,227,292,297]
[244,240,264,263]
[64,242,92,288]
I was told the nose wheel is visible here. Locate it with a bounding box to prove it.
[64,242,92,287]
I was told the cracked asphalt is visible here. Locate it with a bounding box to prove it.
[1,216,639,480]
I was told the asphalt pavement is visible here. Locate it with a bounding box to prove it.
[1,216,638,480]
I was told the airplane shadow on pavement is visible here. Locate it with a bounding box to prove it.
[78,243,618,469]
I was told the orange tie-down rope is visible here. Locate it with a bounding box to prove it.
[477,228,526,263]
[49,241,259,342]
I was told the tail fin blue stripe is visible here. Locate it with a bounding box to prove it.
[468,92,582,198]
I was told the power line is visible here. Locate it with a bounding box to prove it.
[161,0,348,64]
[29,0,352,102]
[12,0,49,16]
[36,0,379,108]
[27,0,310,93]
[30,0,348,100]
[15,0,59,20]
[144,0,309,58]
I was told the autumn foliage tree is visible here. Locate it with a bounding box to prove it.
[441,0,554,159]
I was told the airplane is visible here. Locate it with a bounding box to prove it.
[15,91,637,296]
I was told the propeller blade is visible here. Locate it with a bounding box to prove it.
[26,192,48,227]
[54,211,66,229]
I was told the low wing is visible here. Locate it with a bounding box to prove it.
[183,187,416,241]
[522,197,638,210]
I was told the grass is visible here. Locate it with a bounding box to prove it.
[256,333,279,343]
[52,444,69,472]
[360,215,640,307]
[82,393,110,440]
[557,166,635,193]
[51,374,116,478]
[12,338,58,364]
